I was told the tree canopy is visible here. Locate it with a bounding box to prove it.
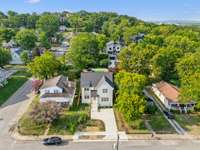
[0,48,11,67]
[15,29,37,50]
[66,33,108,70]
[28,51,60,79]
[115,72,147,122]
[36,14,59,37]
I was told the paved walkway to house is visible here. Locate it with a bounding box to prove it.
[73,108,128,141]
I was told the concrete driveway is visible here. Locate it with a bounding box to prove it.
[90,108,128,140]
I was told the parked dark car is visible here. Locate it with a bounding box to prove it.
[163,110,175,119]
[42,137,62,145]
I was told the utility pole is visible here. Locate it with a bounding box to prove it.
[113,134,119,150]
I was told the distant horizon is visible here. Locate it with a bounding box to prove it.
[1,0,200,22]
[2,9,200,23]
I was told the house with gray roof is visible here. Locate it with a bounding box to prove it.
[81,71,114,109]
[106,41,122,68]
[39,75,76,106]
[9,48,24,65]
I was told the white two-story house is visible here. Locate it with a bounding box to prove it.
[106,41,121,68]
[39,75,76,106]
[81,71,114,109]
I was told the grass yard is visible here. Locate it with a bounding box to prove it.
[148,111,176,134]
[114,108,150,134]
[79,119,105,132]
[0,70,31,105]
[48,110,89,135]
[19,95,91,136]
[114,107,175,134]
[18,96,48,136]
[175,113,200,135]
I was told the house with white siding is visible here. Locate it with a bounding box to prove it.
[9,48,24,65]
[152,81,195,113]
[81,71,114,109]
[39,75,76,106]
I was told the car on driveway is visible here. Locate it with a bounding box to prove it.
[163,110,175,119]
[42,137,62,145]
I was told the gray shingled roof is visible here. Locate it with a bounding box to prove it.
[81,72,114,88]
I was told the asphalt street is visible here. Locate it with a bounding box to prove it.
[1,80,200,150]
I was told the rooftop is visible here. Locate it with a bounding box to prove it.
[154,81,180,102]
[81,72,114,88]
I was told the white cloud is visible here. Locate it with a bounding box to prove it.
[27,0,41,4]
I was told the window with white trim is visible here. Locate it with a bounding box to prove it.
[102,89,108,93]
[54,90,59,93]
[85,95,89,99]
[85,88,89,91]
[101,97,109,102]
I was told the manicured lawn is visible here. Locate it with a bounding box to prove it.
[175,113,200,135]
[0,70,31,105]
[148,111,176,134]
[114,108,175,134]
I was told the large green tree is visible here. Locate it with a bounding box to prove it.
[39,32,51,49]
[119,43,158,76]
[151,47,181,81]
[28,52,60,79]
[115,72,147,122]
[180,73,200,109]
[20,50,30,65]
[176,51,200,79]
[0,48,11,67]
[16,29,37,50]
[66,33,102,70]
[0,28,16,42]
[36,14,59,37]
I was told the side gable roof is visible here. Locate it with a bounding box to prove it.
[40,75,67,90]
[81,72,114,88]
[154,81,179,102]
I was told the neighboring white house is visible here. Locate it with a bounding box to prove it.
[106,41,121,68]
[9,48,24,65]
[152,81,195,113]
[0,68,16,87]
[81,71,114,108]
[39,75,76,106]
[59,25,67,32]
[2,40,17,49]
[50,47,68,57]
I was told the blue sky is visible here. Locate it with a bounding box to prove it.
[1,0,200,21]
